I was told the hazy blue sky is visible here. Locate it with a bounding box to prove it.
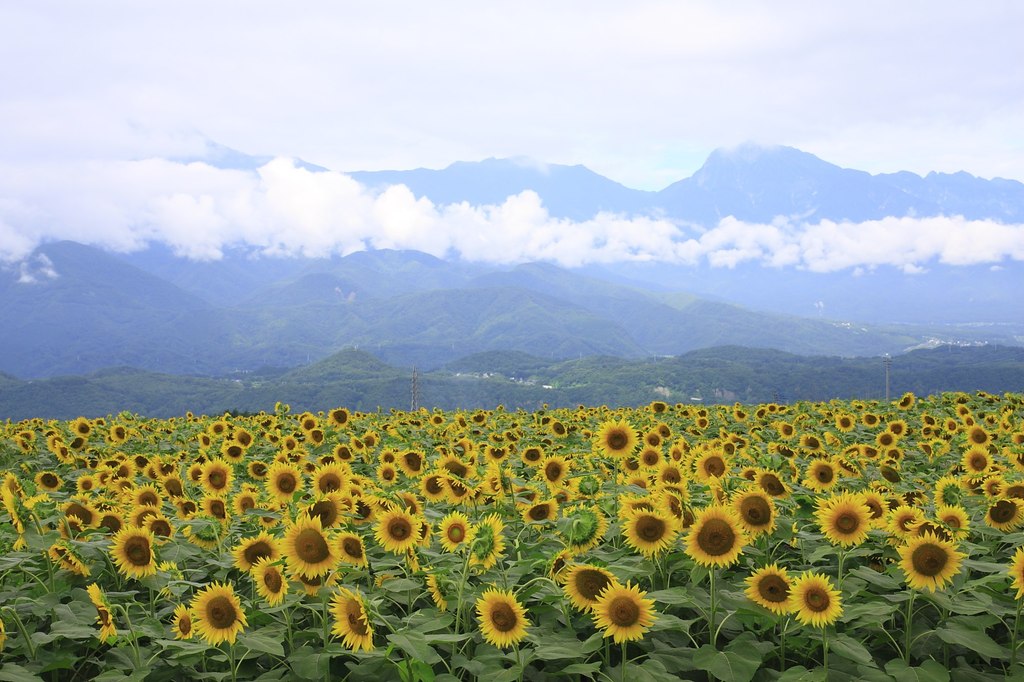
[1,2,1022,266]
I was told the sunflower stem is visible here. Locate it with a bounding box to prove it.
[778,616,788,670]
[1011,598,1023,669]
[709,567,718,650]
[6,605,37,661]
[620,641,628,682]
[904,589,916,663]
[837,549,846,592]
[227,642,237,682]
[822,627,830,676]
[515,643,524,682]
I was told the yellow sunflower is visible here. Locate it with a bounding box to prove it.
[561,504,608,555]
[815,493,872,547]
[374,507,422,555]
[336,531,369,567]
[110,526,158,579]
[281,514,339,577]
[562,564,619,611]
[685,506,746,568]
[191,582,247,646]
[265,461,304,503]
[985,498,1024,532]
[171,604,194,640]
[469,513,505,571]
[591,581,657,643]
[86,583,117,642]
[438,511,475,552]
[745,564,793,615]
[803,459,839,491]
[595,420,638,459]
[622,509,678,557]
[898,532,964,592]
[232,532,281,573]
[522,499,558,525]
[200,458,233,496]
[476,588,529,648]
[1009,547,1024,600]
[789,572,843,628]
[732,488,776,537]
[251,558,289,606]
[331,587,374,652]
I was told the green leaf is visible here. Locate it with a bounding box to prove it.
[288,645,336,680]
[0,664,45,682]
[238,629,286,657]
[883,659,950,682]
[691,643,763,682]
[935,619,1006,661]
[829,633,875,666]
[777,667,827,681]
[647,587,694,606]
[387,631,442,665]
[846,566,901,590]
[556,662,602,677]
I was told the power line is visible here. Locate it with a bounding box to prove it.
[410,367,420,412]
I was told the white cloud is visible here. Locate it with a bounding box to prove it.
[1,158,1023,275]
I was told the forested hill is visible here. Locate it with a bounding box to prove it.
[1,345,1021,420]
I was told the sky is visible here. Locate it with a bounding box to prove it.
[1,2,1023,266]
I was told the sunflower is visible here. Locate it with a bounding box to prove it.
[595,420,638,459]
[305,493,345,529]
[232,532,281,573]
[1010,547,1024,600]
[332,531,365,568]
[201,495,229,523]
[312,463,348,495]
[171,604,194,640]
[835,414,856,433]
[520,445,545,467]
[110,526,158,579]
[815,493,872,547]
[200,459,233,496]
[438,511,475,552]
[50,541,91,577]
[376,462,400,487]
[281,514,339,577]
[898,532,964,592]
[420,473,449,502]
[370,504,419,553]
[888,505,926,540]
[985,498,1024,531]
[266,462,304,503]
[523,499,558,525]
[745,564,792,615]
[397,450,426,478]
[426,572,448,612]
[476,588,529,648]
[622,509,678,557]
[732,488,776,537]
[35,470,63,492]
[327,407,350,427]
[962,447,992,477]
[804,459,839,491]
[790,572,843,628]
[469,513,505,571]
[685,506,746,568]
[63,499,98,529]
[251,558,289,606]
[756,469,789,498]
[561,504,608,555]
[694,451,729,482]
[191,582,247,646]
[591,581,656,643]
[540,455,570,488]
[936,505,970,538]
[563,564,618,611]
[331,587,374,651]
[86,583,117,642]
[145,513,175,541]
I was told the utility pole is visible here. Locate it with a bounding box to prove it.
[410,368,420,412]
[883,355,892,402]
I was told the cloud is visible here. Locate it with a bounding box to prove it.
[0,158,1022,274]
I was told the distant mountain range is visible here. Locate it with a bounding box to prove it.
[3,344,1023,420]
[1,143,1022,384]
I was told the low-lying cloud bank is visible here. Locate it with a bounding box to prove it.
[1,158,1022,272]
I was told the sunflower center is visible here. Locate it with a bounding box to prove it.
[66,502,94,524]
[165,479,183,497]
[206,596,238,629]
[388,517,412,541]
[760,474,785,496]
[347,605,369,635]
[244,540,274,566]
[757,575,789,603]
[177,613,192,634]
[545,462,563,481]
[636,515,666,542]
[990,500,1017,523]
[403,452,423,470]
[309,500,339,527]
[150,519,172,537]
[489,602,518,632]
[704,456,725,477]
[606,430,629,451]
[208,470,226,489]
[342,537,363,558]
[296,528,330,563]
[835,512,860,534]
[815,466,834,483]
[209,500,226,518]
[529,504,551,521]
[576,569,612,601]
[263,569,283,593]
[124,536,152,566]
[41,473,58,487]
[447,524,465,543]
[276,474,297,494]
[805,588,830,612]
[425,476,444,494]
[608,596,640,626]
[319,474,342,493]
[969,454,988,470]
[697,518,736,556]
[740,497,771,526]
[662,468,681,484]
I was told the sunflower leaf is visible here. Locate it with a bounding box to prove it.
[883,659,951,681]
[829,633,875,666]
[238,630,285,657]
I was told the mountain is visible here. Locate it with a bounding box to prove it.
[2,344,1022,420]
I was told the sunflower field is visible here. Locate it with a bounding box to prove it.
[2,392,1024,681]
